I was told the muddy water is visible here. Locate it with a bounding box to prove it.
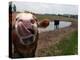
[38,21,72,33]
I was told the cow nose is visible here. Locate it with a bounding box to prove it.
[28,28,35,34]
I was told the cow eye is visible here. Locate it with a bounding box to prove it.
[30,19,35,24]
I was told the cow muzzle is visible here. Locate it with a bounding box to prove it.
[20,34,35,45]
[15,20,37,45]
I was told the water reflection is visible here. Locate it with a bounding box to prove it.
[38,21,72,33]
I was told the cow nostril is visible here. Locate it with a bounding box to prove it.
[28,28,35,34]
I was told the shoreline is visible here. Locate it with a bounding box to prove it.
[35,19,77,56]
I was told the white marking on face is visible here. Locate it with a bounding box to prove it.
[15,13,38,45]
[32,22,38,34]
[16,13,34,21]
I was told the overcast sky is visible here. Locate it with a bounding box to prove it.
[12,1,78,15]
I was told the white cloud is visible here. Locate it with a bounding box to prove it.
[12,1,78,15]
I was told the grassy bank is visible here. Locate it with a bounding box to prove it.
[36,15,77,22]
[38,30,78,56]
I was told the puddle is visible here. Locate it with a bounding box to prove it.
[38,21,72,33]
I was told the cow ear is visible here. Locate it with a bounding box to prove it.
[38,19,49,28]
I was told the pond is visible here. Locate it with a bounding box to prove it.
[38,21,72,33]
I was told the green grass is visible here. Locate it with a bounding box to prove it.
[36,15,77,22]
[38,30,78,56]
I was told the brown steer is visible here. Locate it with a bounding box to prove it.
[11,12,49,58]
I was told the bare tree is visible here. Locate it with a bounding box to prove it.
[13,4,16,12]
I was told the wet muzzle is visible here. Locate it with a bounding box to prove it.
[15,20,36,45]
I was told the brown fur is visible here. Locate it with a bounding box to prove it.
[12,29,38,58]
[10,12,49,58]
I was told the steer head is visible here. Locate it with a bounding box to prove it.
[15,13,49,45]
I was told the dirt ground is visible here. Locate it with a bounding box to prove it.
[35,20,78,57]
